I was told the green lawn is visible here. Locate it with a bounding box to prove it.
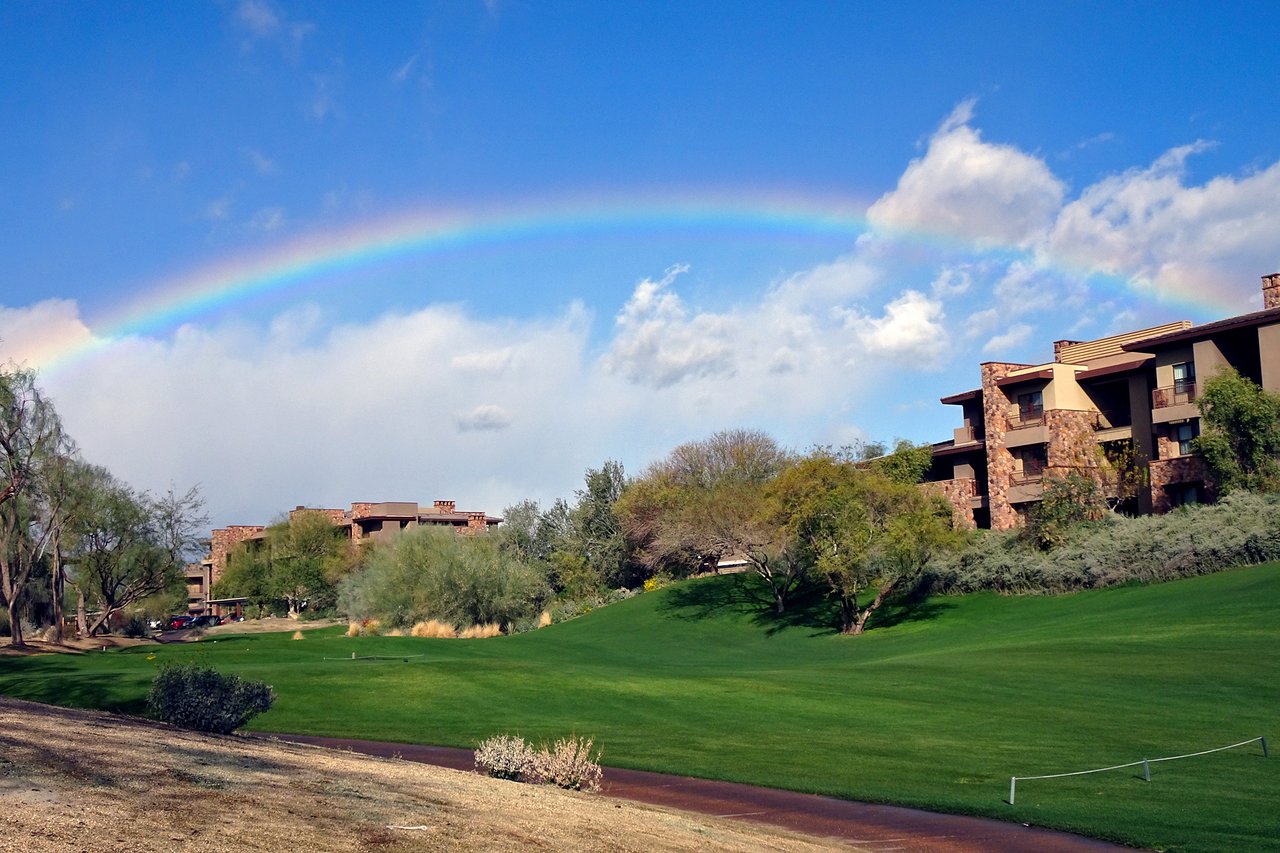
[3,565,1278,852]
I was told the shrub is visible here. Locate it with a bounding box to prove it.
[147,663,276,734]
[410,619,456,638]
[474,734,536,781]
[928,491,1280,594]
[458,622,502,639]
[121,615,151,638]
[345,622,360,637]
[530,735,603,792]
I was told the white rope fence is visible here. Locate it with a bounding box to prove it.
[322,653,425,661]
[1008,736,1268,804]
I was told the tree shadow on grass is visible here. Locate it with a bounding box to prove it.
[658,573,842,637]
[658,572,955,637]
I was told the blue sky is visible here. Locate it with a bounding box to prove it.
[3,1,1279,527]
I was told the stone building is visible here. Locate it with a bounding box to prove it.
[188,500,501,614]
[926,273,1280,530]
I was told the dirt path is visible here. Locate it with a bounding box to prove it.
[261,734,1129,853]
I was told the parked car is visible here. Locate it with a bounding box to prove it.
[165,615,194,631]
[190,614,223,628]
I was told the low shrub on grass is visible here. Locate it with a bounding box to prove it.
[530,735,603,792]
[410,619,456,638]
[474,734,536,780]
[121,615,150,638]
[458,622,502,639]
[147,663,275,734]
[929,491,1280,594]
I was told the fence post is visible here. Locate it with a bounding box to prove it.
[1262,737,1269,759]
[1142,760,1150,782]
[1009,777,1017,805]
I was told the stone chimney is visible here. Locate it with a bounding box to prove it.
[1264,273,1280,310]
[434,500,456,513]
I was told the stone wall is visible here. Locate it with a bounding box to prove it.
[1263,273,1280,310]
[1045,409,1103,480]
[1149,456,1213,512]
[208,525,266,585]
[980,362,1026,530]
[920,478,977,530]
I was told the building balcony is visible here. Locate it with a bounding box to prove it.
[952,425,982,445]
[1152,381,1198,409]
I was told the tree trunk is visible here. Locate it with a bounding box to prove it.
[49,535,65,644]
[851,581,896,636]
[6,597,24,647]
[88,608,115,637]
[773,590,786,614]
[838,595,857,634]
[75,586,87,637]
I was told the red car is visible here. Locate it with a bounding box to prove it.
[165,615,194,631]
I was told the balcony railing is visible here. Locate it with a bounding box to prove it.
[1011,469,1044,485]
[1007,407,1045,430]
[1152,380,1198,409]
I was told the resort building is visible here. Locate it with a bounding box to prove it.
[925,273,1280,530]
[188,500,501,614]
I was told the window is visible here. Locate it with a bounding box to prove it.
[1169,483,1201,507]
[1017,390,1044,421]
[1014,446,1046,479]
[1172,421,1198,456]
[1172,361,1196,396]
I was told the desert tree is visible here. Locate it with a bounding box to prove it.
[769,449,962,634]
[616,429,803,612]
[1193,367,1280,494]
[0,366,70,646]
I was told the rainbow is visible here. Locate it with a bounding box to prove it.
[35,192,1239,374]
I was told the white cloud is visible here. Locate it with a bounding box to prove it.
[867,100,1065,249]
[0,301,94,369]
[234,0,280,38]
[392,53,420,84]
[249,206,286,232]
[456,405,513,432]
[245,149,277,175]
[982,323,1034,355]
[1046,143,1280,309]
[846,290,949,370]
[204,196,233,221]
[604,265,736,388]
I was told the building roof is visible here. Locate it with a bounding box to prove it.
[994,368,1054,387]
[940,388,982,405]
[1122,306,1280,351]
[1074,354,1153,382]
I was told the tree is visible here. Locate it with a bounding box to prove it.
[1023,471,1108,550]
[339,526,549,630]
[769,452,960,634]
[617,429,803,612]
[0,367,68,647]
[70,472,198,636]
[1193,367,1280,494]
[569,461,630,588]
[214,510,353,618]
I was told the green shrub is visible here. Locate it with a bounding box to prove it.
[121,615,150,638]
[338,527,549,630]
[147,663,275,734]
[929,491,1280,594]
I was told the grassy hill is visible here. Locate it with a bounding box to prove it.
[2,565,1278,851]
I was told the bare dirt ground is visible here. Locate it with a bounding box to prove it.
[0,618,341,658]
[0,696,860,853]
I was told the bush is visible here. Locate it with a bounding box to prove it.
[147,663,276,734]
[474,734,537,781]
[121,615,150,638]
[928,491,1280,594]
[530,734,603,792]
[338,527,550,630]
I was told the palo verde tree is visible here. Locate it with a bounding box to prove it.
[770,447,961,634]
[1193,367,1280,494]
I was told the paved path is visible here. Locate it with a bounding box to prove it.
[257,733,1129,852]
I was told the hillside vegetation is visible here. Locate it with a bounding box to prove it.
[2,565,1278,852]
